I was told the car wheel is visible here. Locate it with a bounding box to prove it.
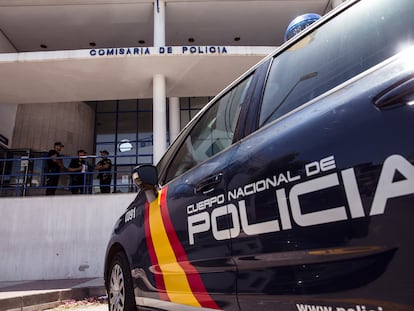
[108,252,136,311]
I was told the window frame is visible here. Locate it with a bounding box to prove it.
[158,73,256,185]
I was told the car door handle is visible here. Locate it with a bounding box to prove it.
[195,173,223,194]
[374,76,414,109]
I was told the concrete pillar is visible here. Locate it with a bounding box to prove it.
[152,0,167,164]
[154,0,165,47]
[153,74,167,164]
[169,97,181,143]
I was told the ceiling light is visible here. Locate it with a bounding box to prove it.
[119,139,133,153]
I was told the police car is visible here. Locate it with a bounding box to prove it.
[104,0,414,310]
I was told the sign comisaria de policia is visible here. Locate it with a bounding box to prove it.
[89,46,228,57]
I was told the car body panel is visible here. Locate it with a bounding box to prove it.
[225,52,414,310]
[142,147,241,310]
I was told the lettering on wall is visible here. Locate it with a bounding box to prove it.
[89,46,228,57]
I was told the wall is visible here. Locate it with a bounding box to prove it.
[11,102,95,156]
[0,193,136,281]
[0,32,16,53]
[0,103,18,148]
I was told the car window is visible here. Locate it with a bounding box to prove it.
[259,0,414,126]
[165,75,253,182]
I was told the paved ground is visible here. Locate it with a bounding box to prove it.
[0,278,106,311]
[44,298,107,311]
[46,305,106,311]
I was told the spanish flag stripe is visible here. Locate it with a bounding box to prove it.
[158,189,221,310]
[144,200,168,300]
[148,187,201,306]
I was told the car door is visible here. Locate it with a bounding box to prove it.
[139,73,255,311]
[227,0,414,310]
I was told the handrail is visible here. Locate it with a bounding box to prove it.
[0,154,152,197]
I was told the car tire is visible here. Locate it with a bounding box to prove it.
[108,252,136,311]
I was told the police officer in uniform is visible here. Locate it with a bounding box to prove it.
[68,149,88,194]
[45,142,66,195]
[95,150,112,193]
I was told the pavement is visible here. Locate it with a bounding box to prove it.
[0,278,106,311]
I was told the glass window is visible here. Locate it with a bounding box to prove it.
[96,100,117,113]
[96,113,116,142]
[118,99,137,112]
[94,99,153,192]
[259,0,414,126]
[114,165,135,193]
[180,97,210,127]
[118,111,137,133]
[165,75,253,182]
[93,96,214,190]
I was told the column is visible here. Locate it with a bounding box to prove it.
[154,0,166,47]
[152,0,167,164]
[169,97,181,143]
[153,74,167,164]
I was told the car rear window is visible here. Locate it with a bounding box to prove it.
[259,0,414,126]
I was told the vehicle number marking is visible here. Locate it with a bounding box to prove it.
[125,207,136,223]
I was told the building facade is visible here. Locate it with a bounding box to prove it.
[0,0,345,195]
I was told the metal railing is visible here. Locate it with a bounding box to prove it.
[0,154,152,197]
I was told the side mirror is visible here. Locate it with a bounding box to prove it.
[132,164,159,202]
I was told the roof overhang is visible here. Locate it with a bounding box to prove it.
[0,45,276,104]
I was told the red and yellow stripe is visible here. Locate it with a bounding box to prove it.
[145,186,220,309]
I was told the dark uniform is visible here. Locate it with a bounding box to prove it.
[69,154,87,194]
[45,149,61,195]
[96,157,112,193]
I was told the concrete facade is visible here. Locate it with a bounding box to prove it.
[0,103,17,148]
[11,102,95,156]
[0,193,135,281]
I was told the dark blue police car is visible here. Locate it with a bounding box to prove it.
[104,0,414,310]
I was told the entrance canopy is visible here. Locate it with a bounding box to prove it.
[0,46,275,104]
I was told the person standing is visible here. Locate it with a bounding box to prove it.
[68,149,88,194]
[95,150,112,193]
[45,142,65,195]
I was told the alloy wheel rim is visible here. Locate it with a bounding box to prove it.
[110,263,125,311]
